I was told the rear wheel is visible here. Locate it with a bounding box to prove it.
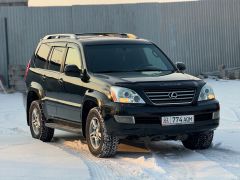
[182,131,214,150]
[29,100,54,142]
[86,107,119,158]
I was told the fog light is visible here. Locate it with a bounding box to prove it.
[114,115,135,124]
[212,111,220,119]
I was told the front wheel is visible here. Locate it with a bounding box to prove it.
[29,100,54,142]
[86,107,119,158]
[182,131,214,150]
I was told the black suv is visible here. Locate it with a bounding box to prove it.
[25,33,220,157]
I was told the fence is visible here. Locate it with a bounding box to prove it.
[0,0,240,85]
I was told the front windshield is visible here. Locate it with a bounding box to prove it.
[84,44,175,73]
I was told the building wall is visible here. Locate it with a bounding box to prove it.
[0,18,8,84]
[0,0,27,6]
[0,0,239,82]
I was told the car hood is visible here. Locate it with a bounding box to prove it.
[93,71,200,85]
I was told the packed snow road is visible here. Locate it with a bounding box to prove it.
[0,79,239,180]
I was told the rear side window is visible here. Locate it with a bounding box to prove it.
[65,48,82,69]
[34,44,51,69]
[49,47,66,72]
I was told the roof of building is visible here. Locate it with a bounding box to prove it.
[28,0,196,7]
[0,0,27,3]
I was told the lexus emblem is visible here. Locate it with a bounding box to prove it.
[169,92,178,99]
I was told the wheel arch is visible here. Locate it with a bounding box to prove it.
[81,96,99,137]
[26,82,44,125]
[81,90,110,137]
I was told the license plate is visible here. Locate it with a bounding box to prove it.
[161,115,194,126]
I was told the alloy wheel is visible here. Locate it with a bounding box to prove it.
[89,117,102,149]
[31,107,41,135]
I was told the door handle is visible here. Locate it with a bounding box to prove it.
[58,78,63,85]
[41,75,46,81]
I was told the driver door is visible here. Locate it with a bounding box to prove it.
[57,43,86,122]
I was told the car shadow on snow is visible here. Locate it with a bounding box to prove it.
[51,133,186,156]
[50,131,240,166]
[51,132,192,159]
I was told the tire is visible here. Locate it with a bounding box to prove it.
[86,107,119,158]
[29,100,54,142]
[182,131,214,150]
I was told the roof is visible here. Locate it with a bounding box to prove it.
[79,37,151,45]
[41,33,152,45]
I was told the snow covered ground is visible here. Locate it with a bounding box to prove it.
[0,79,239,180]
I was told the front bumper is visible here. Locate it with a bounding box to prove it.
[103,100,220,137]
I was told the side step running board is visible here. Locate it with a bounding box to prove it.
[45,123,82,134]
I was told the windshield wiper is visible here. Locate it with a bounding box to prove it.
[95,69,174,73]
[133,67,171,72]
[95,70,131,73]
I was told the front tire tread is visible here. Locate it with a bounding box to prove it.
[29,100,54,142]
[182,131,214,150]
[86,107,119,158]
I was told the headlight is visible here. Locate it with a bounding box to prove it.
[198,84,215,101]
[110,86,145,104]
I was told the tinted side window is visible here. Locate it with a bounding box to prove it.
[49,47,65,72]
[65,48,82,69]
[34,44,51,69]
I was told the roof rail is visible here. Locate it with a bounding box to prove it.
[76,33,138,39]
[42,33,138,40]
[43,34,77,40]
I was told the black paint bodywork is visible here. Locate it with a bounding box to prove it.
[25,37,220,139]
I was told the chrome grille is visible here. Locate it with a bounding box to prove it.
[145,89,195,105]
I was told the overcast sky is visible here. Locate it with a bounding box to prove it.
[28,0,198,6]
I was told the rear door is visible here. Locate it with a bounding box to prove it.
[57,43,86,122]
[44,44,67,118]
[29,43,52,91]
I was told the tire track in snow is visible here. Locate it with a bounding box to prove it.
[196,133,240,179]
[57,141,115,179]
[147,142,195,179]
[231,108,240,122]
[147,141,238,180]
[52,138,155,180]
[52,136,238,180]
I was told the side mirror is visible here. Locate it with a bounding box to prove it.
[64,65,81,77]
[80,69,90,82]
[176,62,186,72]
